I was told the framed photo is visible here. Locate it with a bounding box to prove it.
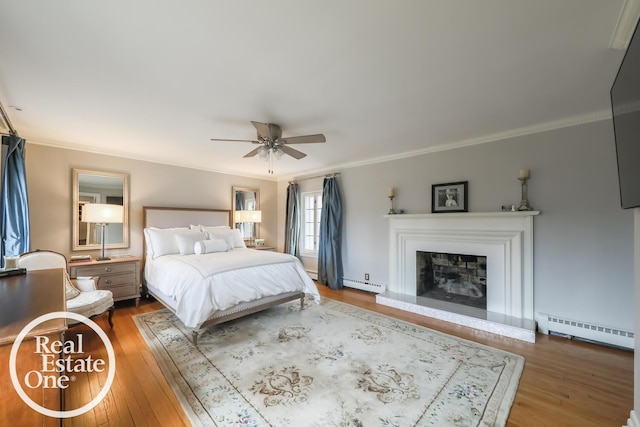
[431,181,468,213]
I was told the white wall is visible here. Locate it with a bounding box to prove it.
[287,119,634,332]
[25,144,277,259]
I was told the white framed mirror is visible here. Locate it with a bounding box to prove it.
[72,169,130,251]
[232,186,260,243]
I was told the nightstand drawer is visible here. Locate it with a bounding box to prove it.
[74,262,136,276]
[108,283,139,300]
[98,272,136,288]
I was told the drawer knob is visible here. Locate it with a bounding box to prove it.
[105,267,112,272]
[105,279,112,285]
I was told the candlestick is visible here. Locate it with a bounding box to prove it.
[388,195,396,215]
[517,172,532,211]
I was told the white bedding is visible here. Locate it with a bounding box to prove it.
[145,248,320,328]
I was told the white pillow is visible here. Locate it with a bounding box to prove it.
[176,232,207,255]
[194,239,229,254]
[201,225,230,233]
[144,227,193,258]
[206,228,235,250]
[231,229,246,248]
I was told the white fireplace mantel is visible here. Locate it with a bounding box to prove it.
[379,211,540,342]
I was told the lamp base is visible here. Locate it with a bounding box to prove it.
[96,256,111,261]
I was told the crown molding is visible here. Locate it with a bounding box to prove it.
[610,0,640,50]
[279,109,613,182]
[23,135,278,182]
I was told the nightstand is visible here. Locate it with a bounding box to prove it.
[69,256,141,306]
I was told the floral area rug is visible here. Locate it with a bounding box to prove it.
[133,298,524,427]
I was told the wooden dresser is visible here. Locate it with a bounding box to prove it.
[69,256,140,306]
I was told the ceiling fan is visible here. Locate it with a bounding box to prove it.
[211,121,326,173]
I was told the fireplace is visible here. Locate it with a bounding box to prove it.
[416,251,487,310]
[377,212,539,342]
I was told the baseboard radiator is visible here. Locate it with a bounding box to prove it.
[343,278,385,293]
[538,313,634,349]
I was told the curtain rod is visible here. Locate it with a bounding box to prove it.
[289,172,340,185]
[0,101,17,136]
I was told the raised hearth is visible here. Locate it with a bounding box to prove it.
[378,212,539,342]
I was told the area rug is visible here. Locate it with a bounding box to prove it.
[133,298,524,427]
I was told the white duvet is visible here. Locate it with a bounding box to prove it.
[145,248,320,328]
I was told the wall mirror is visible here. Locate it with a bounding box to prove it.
[232,186,260,242]
[72,169,130,251]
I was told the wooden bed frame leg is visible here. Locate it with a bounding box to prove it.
[192,330,199,346]
[300,295,304,310]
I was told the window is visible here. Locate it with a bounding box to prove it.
[302,191,322,254]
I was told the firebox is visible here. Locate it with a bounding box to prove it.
[416,251,487,310]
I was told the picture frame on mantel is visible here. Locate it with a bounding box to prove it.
[432,181,468,213]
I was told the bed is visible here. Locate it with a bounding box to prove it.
[142,206,320,345]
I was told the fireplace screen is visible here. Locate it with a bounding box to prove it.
[416,251,487,309]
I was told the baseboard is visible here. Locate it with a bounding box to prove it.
[538,312,634,349]
[343,278,385,293]
[306,270,318,280]
[626,409,639,427]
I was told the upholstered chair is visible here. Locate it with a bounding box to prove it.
[17,250,115,328]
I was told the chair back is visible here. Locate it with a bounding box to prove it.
[18,250,67,271]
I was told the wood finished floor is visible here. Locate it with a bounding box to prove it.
[0,284,633,426]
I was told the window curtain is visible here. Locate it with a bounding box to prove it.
[1,135,30,267]
[318,176,343,289]
[284,182,300,256]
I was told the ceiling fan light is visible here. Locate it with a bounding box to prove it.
[258,146,269,159]
[273,148,284,160]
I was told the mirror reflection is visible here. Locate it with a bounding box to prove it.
[232,186,260,242]
[72,169,130,251]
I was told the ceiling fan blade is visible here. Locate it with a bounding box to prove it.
[278,145,307,160]
[250,121,273,140]
[243,147,263,158]
[278,134,326,144]
[210,138,259,143]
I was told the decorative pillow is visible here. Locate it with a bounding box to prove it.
[64,271,81,300]
[231,229,247,248]
[189,224,202,231]
[194,239,229,255]
[205,228,235,250]
[144,227,194,258]
[175,232,207,255]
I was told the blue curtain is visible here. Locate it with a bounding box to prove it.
[318,176,343,289]
[1,135,30,267]
[284,182,300,256]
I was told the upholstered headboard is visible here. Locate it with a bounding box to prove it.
[143,206,231,230]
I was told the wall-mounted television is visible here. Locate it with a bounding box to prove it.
[611,18,640,209]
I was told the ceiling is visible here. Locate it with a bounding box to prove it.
[0,1,634,180]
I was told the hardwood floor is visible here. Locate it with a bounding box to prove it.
[1,284,633,426]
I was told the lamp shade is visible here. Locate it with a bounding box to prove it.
[234,210,262,223]
[82,203,124,224]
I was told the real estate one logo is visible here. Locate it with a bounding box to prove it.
[9,311,116,419]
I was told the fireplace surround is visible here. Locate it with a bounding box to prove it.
[377,211,539,342]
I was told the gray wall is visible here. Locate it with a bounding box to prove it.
[290,119,634,331]
[25,144,277,259]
